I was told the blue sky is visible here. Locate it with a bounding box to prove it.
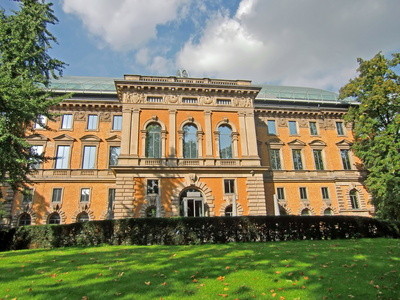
[2,0,400,92]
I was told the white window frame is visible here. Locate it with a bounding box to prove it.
[51,188,63,203]
[112,115,122,131]
[87,114,99,130]
[55,145,71,169]
[80,188,91,203]
[267,120,277,135]
[61,114,73,130]
[82,145,97,169]
[288,121,298,135]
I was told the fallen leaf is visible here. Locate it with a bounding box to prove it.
[272,293,277,297]
[217,276,225,281]
[275,271,281,274]
[161,282,167,286]
[145,281,151,285]
[218,294,228,297]
[225,266,231,270]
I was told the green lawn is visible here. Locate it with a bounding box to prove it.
[0,239,399,300]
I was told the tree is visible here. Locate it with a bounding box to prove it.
[0,0,66,193]
[339,52,400,221]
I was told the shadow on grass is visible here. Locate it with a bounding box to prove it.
[0,238,399,299]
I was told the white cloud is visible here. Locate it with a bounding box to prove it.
[176,0,400,90]
[62,0,186,51]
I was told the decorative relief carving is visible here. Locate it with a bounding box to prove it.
[123,92,145,103]
[166,95,178,104]
[278,118,287,127]
[234,97,252,107]
[100,112,111,122]
[200,96,213,105]
[299,119,308,128]
[74,111,86,121]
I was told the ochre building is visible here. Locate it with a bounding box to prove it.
[2,75,374,226]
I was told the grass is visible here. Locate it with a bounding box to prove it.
[0,238,399,300]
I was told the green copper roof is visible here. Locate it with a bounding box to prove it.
[49,76,347,103]
[256,85,340,103]
[48,76,118,93]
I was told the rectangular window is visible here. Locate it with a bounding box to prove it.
[52,188,62,203]
[340,149,351,170]
[182,97,198,104]
[267,120,277,135]
[112,115,122,131]
[309,122,318,135]
[34,115,47,129]
[224,179,235,194]
[288,121,298,135]
[82,146,96,169]
[107,188,115,219]
[55,145,70,169]
[87,115,98,130]
[277,188,285,200]
[336,122,345,135]
[269,149,282,170]
[299,187,308,200]
[321,187,330,200]
[109,146,120,166]
[61,114,73,129]
[30,145,44,169]
[147,96,163,103]
[80,188,90,202]
[313,149,324,170]
[147,179,159,194]
[22,188,34,203]
[292,149,303,170]
[216,99,231,105]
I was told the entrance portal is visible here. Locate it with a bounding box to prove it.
[179,188,205,217]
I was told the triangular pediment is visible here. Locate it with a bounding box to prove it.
[336,139,353,147]
[105,135,121,142]
[26,133,49,142]
[53,134,75,141]
[309,140,327,147]
[288,139,306,147]
[80,135,102,142]
[266,138,284,146]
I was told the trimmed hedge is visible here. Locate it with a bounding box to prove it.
[0,216,399,251]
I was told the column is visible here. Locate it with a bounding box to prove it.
[130,109,140,156]
[205,111,213,157]
[238,112,248,156]
[245,111,259,157]
[121,108,132,156]
[169,110,177,158]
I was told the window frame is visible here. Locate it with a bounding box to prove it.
[340,149,352,170]
[309,121,318,136]
[18,213,32,226]
[292,149,303,170]
[145,123,162,158]
[51,188,63,203]
[218,124,233,159]
[224,179,235,194]
[183,123,198,159]
[82,145,97,169]
[80,188,91,203]
[336,122,345,136]
[299,187,308,200]
[108,146,121,167]
[112,115,122,131]
[321,187,330,200]
[48,212,61,225]
[61,114,73,130]
[313,149,325,170]
[147,179,159,195]
[87,114,99,131]
[288,121,298,135]
[267,120,277,135]
[349,189,360,209]
[55,145,71,169]
[276,187,285,201]
[34,115,47,129]
[269,149,282,170]
[22,188,34,203]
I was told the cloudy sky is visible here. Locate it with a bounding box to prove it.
[2,0,400,91]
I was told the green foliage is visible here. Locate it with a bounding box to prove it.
[1,216,398,251]
[339,52,400,221]
[0,0,66,191]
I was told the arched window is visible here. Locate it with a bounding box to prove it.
[324,208,333,215]
[145,123,161,158]
[218,125,232,159]
[48,212,61,225]
[301,208,311,216]
[225,204,233,216]
[179,188,205,217]
[349,189,359,209]
[183,123,198,158]
[77,212,89,222]
[145,205,157,218]
[18,213,31,226]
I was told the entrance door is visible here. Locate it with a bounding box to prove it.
[183,197,204,217]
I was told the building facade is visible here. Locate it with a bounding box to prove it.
[1,75,374,226]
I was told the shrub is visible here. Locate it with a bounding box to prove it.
[0,216,398,251]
